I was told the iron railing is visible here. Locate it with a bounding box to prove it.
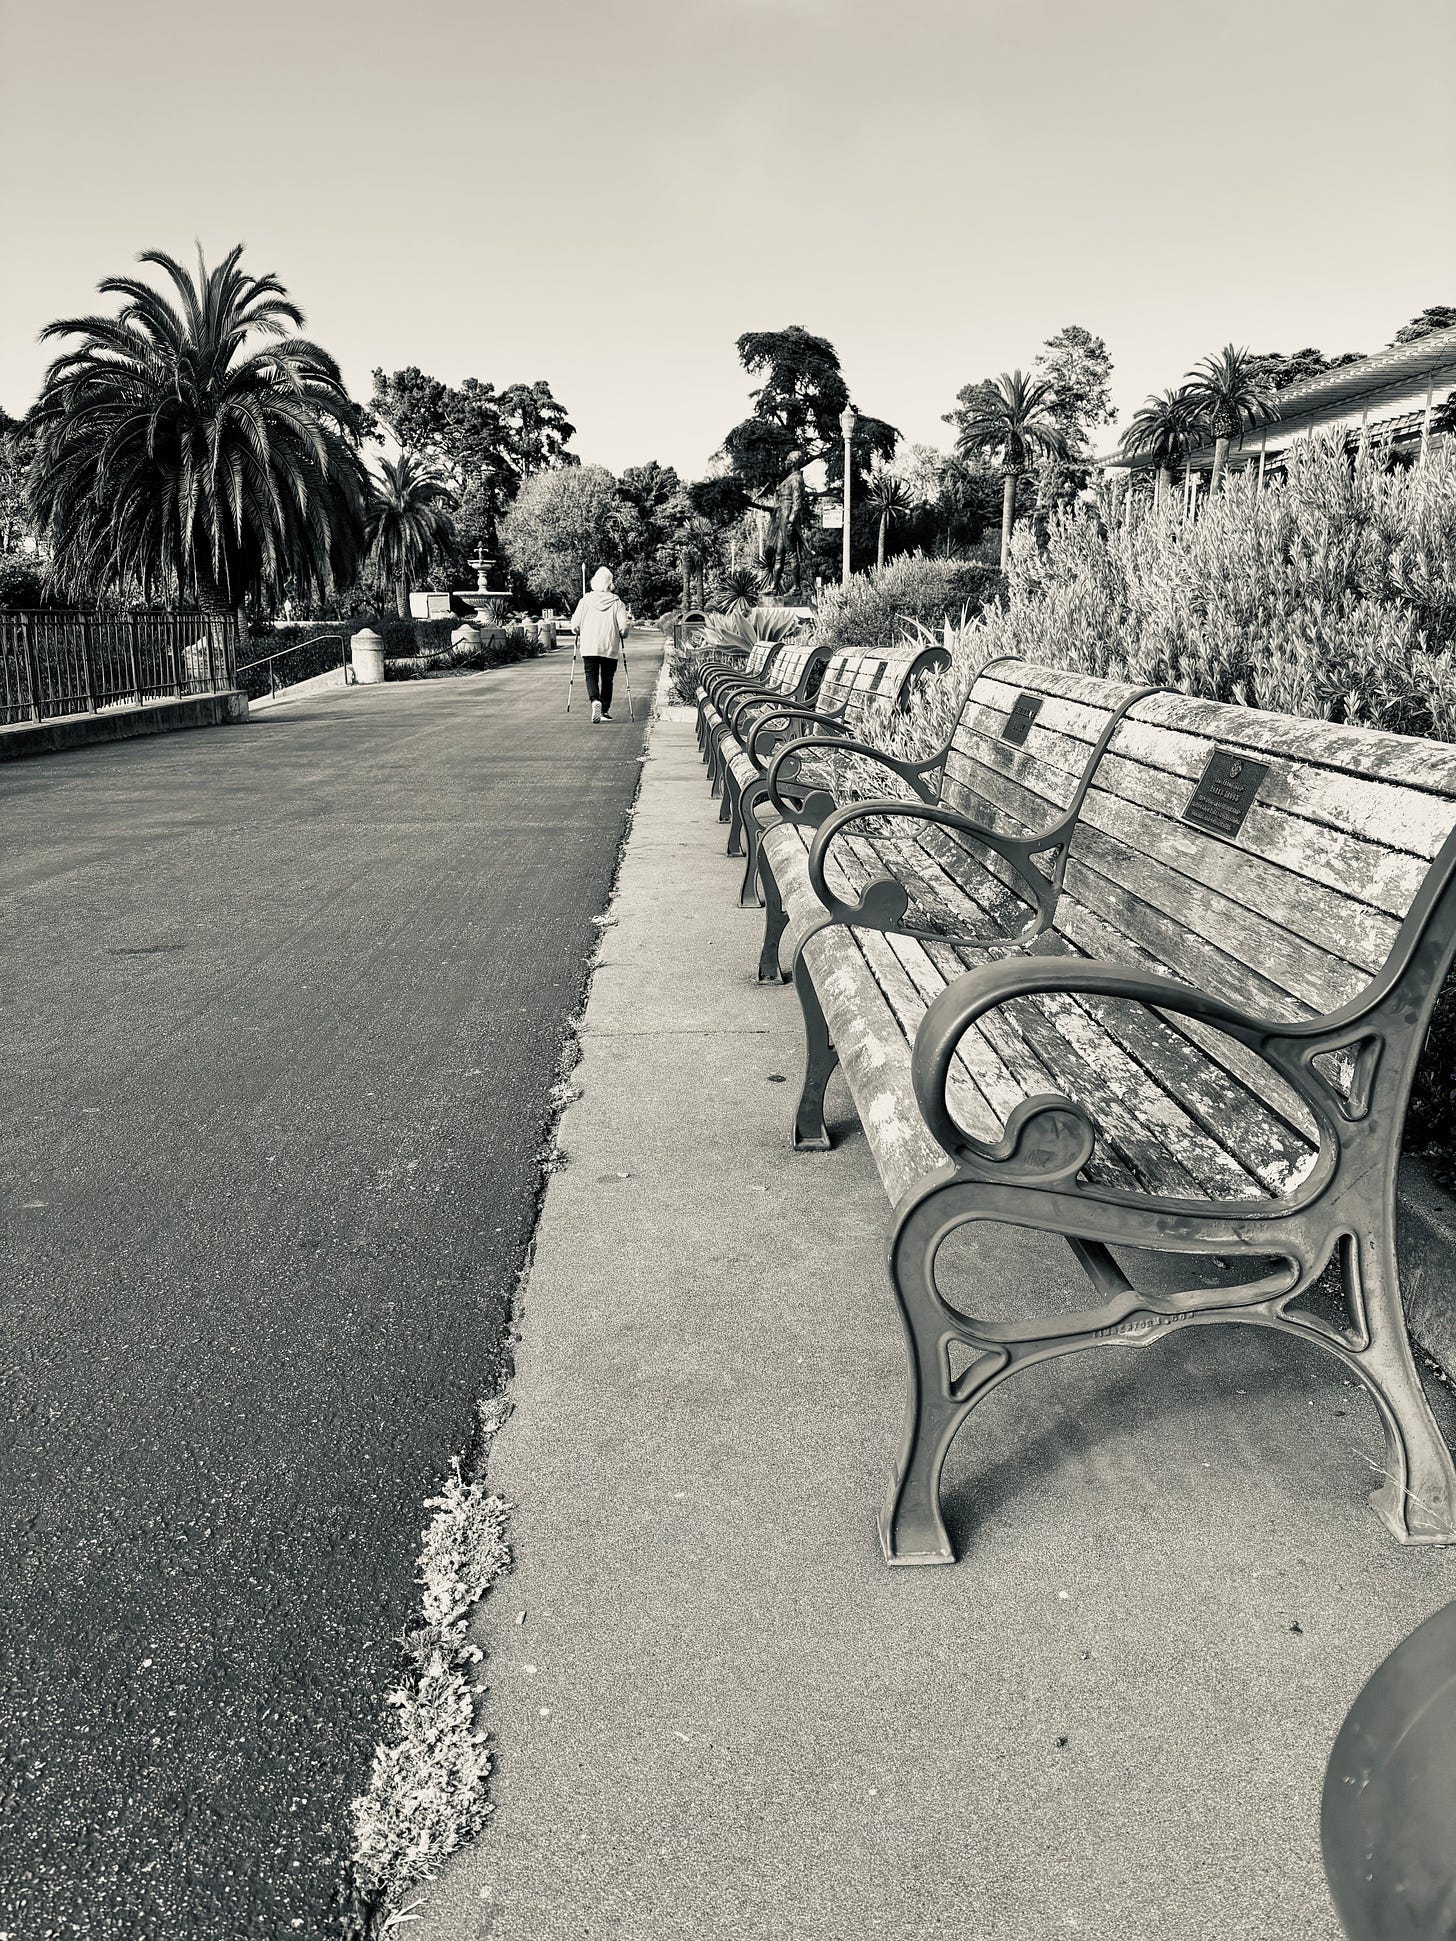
[235,632,351,701]
[0,610,240,730]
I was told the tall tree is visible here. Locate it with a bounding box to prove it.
[498,380,576,479]
[1120,386,1198,509]
[1247,346,1364,391]
[864,468,912,570]
[365,455,456,617]
[1182,345,1278,494]
[1391,307,1456,346]
[934,455,1001,555]
[29,245,366,611]
[614,460,685,612]
[945,371,1068,570]
[0,407,36,556]
[499,463,626,604]
[368,368,512,554]
[1033,324,1115,456]
[720,327,897,595]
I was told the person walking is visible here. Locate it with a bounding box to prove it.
[571,566,631,722]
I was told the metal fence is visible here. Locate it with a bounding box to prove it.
[0,610,240,729]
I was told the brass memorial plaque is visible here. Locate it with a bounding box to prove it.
[1182,749,1269,837]
[1001,691,1043,746]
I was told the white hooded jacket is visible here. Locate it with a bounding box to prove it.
[571,567,631,662]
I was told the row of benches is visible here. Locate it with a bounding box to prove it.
[692,631,1456,1565]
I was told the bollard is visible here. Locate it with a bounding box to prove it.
[350,627,386,685]
[451,622,483,665]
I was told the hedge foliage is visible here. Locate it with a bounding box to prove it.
[866,435,1456,1170]
[811,554,1000,657]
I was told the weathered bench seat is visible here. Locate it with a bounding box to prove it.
[771,678,1456,1566]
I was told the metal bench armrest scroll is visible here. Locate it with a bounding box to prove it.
[765,733,946,822]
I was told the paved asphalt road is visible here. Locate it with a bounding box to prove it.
[0,638,663,1937]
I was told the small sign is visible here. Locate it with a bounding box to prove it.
[1183,749,1269,838]
[819,500,844,529]
[1000,691,1043,746]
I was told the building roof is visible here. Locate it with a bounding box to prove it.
[1106,324,1456,471]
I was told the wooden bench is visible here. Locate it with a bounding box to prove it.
[700,639,829,809]
[766,675,1456,1565]
[722,641,952,898]
[694,638,782,759]
[752,658,1149,988]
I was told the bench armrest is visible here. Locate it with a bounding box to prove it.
[746,699,851,771]
[910,956,1363,1195]
[724,682,802,739]
[806,797,1071,943]
[765,733,945,823]
[701,665,770,705]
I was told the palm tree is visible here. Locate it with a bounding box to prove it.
[366,455,456,618]
[1120,387,1198,510]
[1182,346,1278,495]
[948,371,1068,570]
[28,245,366,613]
[864,469,913,571]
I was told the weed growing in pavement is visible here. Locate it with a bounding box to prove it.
[349,1403,513,1934]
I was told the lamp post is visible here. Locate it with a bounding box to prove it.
[839,403,857,586]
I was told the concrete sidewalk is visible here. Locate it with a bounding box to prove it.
[417,690,1455,1941]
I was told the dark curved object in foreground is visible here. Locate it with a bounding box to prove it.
[1322,1596,1456,1939]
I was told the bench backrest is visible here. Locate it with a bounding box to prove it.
[818,643,952,736]
[1055,692,1456,1029]
[938,658,1151,836]
[743,639,780,682]
[765,637,830,701]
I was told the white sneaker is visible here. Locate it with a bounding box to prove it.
[591,700,603,723]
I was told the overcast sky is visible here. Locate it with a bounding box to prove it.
[2,0,1453,475]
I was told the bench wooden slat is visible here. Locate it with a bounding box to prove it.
[1109,714,1456,859]
[1090,746,1429,922]
[1047,893,1322,1145]
[1081,786,1402,976]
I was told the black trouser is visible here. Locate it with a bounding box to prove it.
[583,656,616,712]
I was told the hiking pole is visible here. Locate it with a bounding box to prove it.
[619,639,635,722]
[565,629,582,712]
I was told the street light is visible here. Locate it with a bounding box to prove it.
[839,403,857,586]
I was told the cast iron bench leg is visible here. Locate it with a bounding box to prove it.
[1348,1223,1456,1542]
[791,927,838,1149]
[757,853,791,984]
[726,771,745,856]
[880,1175,990,1565]
[740,781,770,905]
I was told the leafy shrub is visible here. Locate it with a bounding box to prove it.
[879,434,1456,1167]
[386,621,544,681]
[928,435,1456,731]
[665,603,805,704]
[0,554,47,608]
[698,604,805,653]
[812,553,1000,657]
